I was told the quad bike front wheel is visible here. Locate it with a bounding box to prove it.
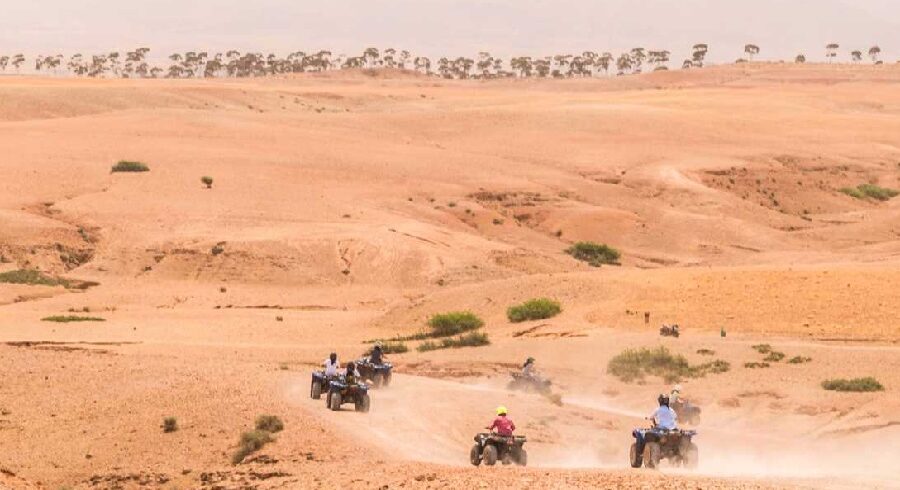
[482,445,498,466]
[355,393,371,413]
[469,445,482,466]
[644,442,661,469]
[629,443,643,468]
[311,380,322,400]
[330,392,342,411]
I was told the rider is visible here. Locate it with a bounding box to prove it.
[345,362,359,385]
[370,344,384,365]
[522,357,536,378]
[487,406,516,437]
[324,352,340,377]
[650,394,678,430]
[670,384,683,405]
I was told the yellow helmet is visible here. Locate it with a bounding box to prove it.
[496,406,508,415]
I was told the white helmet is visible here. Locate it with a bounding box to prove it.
[672,384,683,393]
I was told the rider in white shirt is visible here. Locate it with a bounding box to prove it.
[650,394,678,430]
[324,352,340,377]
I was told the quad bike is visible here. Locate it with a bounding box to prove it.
[672,399,701,425]
[469,432,528,467]
[356,357,393,388]
[507,372,552,395]
[659,324,680,338]
[310,370,337,400]
[630,426,698,469]
[325,376,371,412]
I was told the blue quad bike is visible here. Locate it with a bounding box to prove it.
[309,370,334,400]
[630,427,698,469]
[470,433,528,467]
[324,376,371,412]
[356,358,393,388]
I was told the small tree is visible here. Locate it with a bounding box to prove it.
[795,54,806,64]
[744,44,760,61]
[826,43,840,63]
[868,46,881,63]
[201,176,214,189]
[851,50,862,63]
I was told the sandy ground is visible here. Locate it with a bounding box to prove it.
[0,63,899,489]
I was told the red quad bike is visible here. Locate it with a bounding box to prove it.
[470,432,528,467]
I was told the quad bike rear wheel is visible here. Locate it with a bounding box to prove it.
[682,442,699,469]
[355,393,371,413]
[383,373,392,387]
[515,448,528,467]
[644,442,661,469]
[469,445,482,466]
[311,380,322,400]
[373,373,384,388]
[483,445,498,466]
[629,443,643,468]
[330,392,342,411]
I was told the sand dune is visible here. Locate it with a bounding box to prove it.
[0,64,898,488]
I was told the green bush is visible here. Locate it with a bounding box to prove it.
[111,160,149,173]
[0,269,68,287]
[788,356,812,364]
[744,362,770,369]
[427,311,484,337]
[507,298,562,323]
[607,346,728,383]
[764,351,785,362]
[163,417,178,433]
[232,430,273,464]
[696,359,731,374]
[565,241,621,266]
[821,377,884,392]
[254,415,284,433]
[417,332,490,352]
[368,342,408,355]
[42,315,106,323]
[752,344,772,354]
[841,184,898,201]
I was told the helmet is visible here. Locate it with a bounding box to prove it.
[346,362,356,370]
[672,384,682,393]
[329,352,337,361]
[658,394,670,406]
[526,357,535,363]
[496,406,508,415]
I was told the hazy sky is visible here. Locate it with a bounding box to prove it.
[2,0,898,63]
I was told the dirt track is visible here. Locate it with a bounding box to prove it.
[1,64,899,489]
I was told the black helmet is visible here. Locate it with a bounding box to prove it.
[524,357,535,366]
[346,362,355,370]
[658,393,670,406]
[329,352,337,362]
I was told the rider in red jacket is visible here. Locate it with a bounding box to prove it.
[487,406,516,436]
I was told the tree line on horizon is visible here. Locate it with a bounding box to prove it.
[0,43,889,79]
